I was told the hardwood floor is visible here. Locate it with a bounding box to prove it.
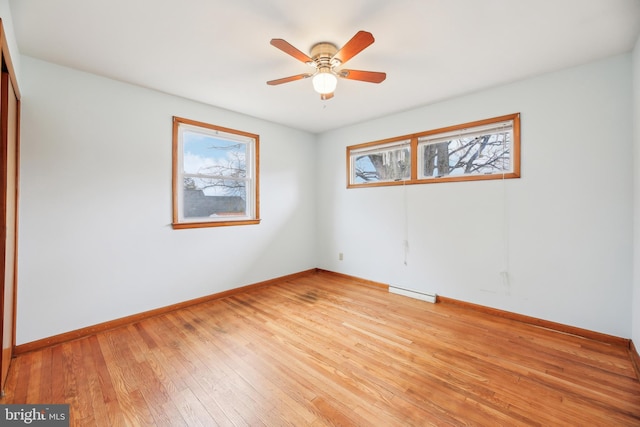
[3,271,640,426]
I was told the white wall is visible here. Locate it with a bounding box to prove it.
[16,56,317,344]
[317,55,634,338]
[633,35,640,346]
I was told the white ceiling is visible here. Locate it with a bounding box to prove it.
[8,0,640,133]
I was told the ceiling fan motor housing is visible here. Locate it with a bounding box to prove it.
[310,42,340,68]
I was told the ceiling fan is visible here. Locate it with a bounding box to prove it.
[267,30,386,100]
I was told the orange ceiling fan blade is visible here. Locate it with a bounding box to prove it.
[270,39,314,64]
[338,69,386,83]
[267,73,313,85]
[332,31,375,65]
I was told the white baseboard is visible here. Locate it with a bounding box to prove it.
[389,286,437,303]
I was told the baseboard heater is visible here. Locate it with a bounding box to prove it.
[389,286,437,303]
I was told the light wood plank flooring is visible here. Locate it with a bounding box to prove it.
[3,271,640,426]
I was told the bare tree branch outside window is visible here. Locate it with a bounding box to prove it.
[355,146,410,183]
[420,132,510,178]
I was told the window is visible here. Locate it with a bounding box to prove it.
[350,139,411,184]
[347,113,520,188]
[172,117,259,229]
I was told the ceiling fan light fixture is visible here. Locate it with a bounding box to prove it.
[312,69,337,95]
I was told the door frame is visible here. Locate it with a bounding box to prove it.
[0,18,21,394]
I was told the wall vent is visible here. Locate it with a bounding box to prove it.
[389,286,437,303]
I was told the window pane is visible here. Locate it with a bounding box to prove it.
[183,177,247,218]
[418,130,511,178]
[183,131,247,178]
[352,145,410,183]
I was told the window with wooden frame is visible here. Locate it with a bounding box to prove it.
[172,116,260,229]
[347,113,520,188]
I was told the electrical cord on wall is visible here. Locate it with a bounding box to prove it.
[501,136,511,295]
[403,176,409,266]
